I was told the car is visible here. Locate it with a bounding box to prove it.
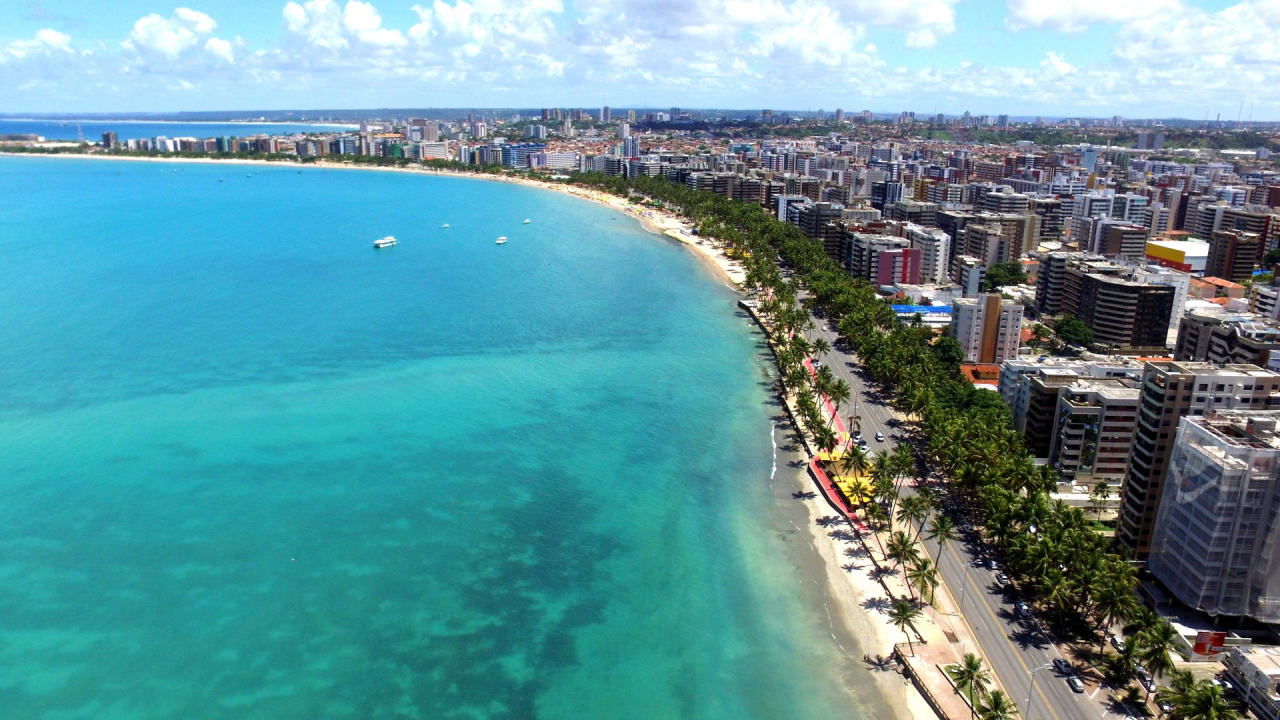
[1109,634,1123,651]
[1159,701,1174,713]
[1015,601,1031,618]
[960,523,973,533]
[1053,658,1071,674]
[875,432,885,442]
[1067,676,1085,693]
[986,559,999,571]
[996,572,1010,586]
[1220,678,1235,694]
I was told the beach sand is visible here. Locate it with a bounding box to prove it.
[6,150,938,718]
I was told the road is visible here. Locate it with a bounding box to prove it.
[796,295,1129,720]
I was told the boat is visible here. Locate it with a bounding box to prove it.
[523,219,531,224]
[442,223,450,228]
[495,237,507,245]
[373,235,398,248]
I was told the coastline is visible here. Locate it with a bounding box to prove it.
[4,150,934,718]
[0,151,746,287]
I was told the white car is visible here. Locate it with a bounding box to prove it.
[875,432,885,442]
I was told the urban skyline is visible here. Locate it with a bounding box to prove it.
[3,0,1279,118]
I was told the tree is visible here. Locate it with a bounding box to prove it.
[946,653,991,719]
[982,261,1028,291]
[977,690,1015,720]
[1170,679,1241,720]
[1028,323,1052,348]
[889,600,922,656]
[1089,481,1111,522]
[1138,620,1180,699]
[925,514,957,564]
[907,558,940,604]
[1052,314,1094,347]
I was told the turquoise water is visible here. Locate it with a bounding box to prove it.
[0,157,871,718]
[0,120,354,141]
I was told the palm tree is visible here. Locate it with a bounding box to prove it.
[977,690,1015,720]
[1090,481,1111,522]
[1138,620,1179,699]
[907,558,940,604]
[946,652,991,719]
[925,514,957,565]
[1171,679,1241,720]
[886,530,921,572]
[888,600,922,657]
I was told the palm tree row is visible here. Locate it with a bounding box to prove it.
[565,170,1198,708]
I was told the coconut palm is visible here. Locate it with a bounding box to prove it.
[907,558,940,604]
[888,600,922,657]
[977,690,1015,720]
[1138,620,1179,699]
[926,514,958,565]
[1170,679,1241,720]
[886,530,921,572]
[946,652,991,719]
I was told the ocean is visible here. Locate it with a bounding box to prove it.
[0,119,353,142]
[0,156,874,718]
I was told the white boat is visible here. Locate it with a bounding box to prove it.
[523,219,531,224]
[442,223,450,228]
[373,235,398,248]
[496,237,507,245]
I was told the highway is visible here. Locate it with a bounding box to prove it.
[795,294,1130,720]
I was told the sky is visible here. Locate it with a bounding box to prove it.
[0,0,1275,119]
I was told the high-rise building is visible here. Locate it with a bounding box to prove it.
[618,123,630,139]
[834,108,845,124]
[1205,229,1261,283]
[601,106,611,123]
[950,293,1024,364]
[1175,306,1280,368]
[101,131,119,150]
[1047,378,1141,485]
[905,225,951,285]
[1036,252,1175,350]
[622,136,640,157]
[1118,362,1280,557]
[1147,410,1280,621]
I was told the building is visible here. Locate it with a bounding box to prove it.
[1175,307,1280,369]
[1047,379,1140,485]
[1118,362,1280,557]
[1205,230,1261,284]
[905,225,951,285]
[1147,411,1280,622]
[950,293,1024,364]
[953,255,987,298]
[1036,253,1175,351]
[101,131,119,150]
[1076,272,1175,351]
[1225,646,1280,720]
[794,202,846,262]
[1145,238,1210,274]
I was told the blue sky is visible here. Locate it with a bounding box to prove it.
[1,0,1276,118]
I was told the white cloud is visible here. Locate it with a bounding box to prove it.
[342,1,407,46]
[34,29,71,50]
[1005,0,1183,32]
[124,9,219,58]
[904,28,937,48]
[175,8,218,34]
[204,37,234,62]
[4,28,74,60]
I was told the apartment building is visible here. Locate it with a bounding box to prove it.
[1047,378,1141,485]
[1175,306,1280,369]
[1118,362,1280,557]
[950,293,1024,364]
[1147,411,1280,622]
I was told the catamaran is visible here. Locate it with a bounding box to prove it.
[495,236,508,245]
[523,219,531,224]
[374,236,398,248]
[442,223,450,228]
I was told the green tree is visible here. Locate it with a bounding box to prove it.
[946,653,991,719]
[1052,314,1094,347]
[982,261,1028,291]
[889,600,922,656]
[925,514,958,565]
[977,690,1015,720]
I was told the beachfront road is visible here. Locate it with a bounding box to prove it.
[795,296,1128,720]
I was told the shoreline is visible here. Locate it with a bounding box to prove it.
[5,150,931,717]
[0,151,746,287]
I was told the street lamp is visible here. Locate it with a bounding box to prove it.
[1025,663,1053,720]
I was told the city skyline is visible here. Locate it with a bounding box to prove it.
[2,0,1278,118]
